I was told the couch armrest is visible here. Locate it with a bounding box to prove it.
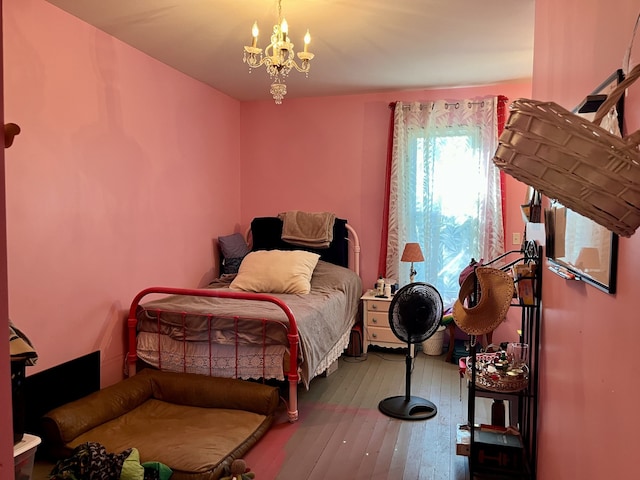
[147,369,280,416]
[41,373,153,446]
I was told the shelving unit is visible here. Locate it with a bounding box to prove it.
[466,240,542,479]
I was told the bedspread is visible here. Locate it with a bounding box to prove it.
[137,261,362,387]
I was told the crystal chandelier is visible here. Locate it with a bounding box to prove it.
[243,0,314,104]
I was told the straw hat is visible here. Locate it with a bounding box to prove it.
[452,267,515,336]
[9,322,38,364]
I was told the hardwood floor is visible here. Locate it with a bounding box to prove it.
[245,348,490,480]
[32,349,491,480]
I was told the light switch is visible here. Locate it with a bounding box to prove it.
[512,232,521,245]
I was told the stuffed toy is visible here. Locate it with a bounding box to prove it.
[220,459,255,480]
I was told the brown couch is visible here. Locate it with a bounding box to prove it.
[41,369,280,480]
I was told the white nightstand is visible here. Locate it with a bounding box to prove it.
[361,290,409,353]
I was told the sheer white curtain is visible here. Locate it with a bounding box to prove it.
[385,97,505,307]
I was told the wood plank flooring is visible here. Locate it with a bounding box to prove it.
[245,348,490,480]
[33,349,491,480]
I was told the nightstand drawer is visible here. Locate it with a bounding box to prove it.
[367,326,401,344]
[366,311,390,328]
[367,299,390,313]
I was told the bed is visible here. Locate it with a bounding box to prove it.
[126,215,362,422]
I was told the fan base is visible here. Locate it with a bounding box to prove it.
[378,395,437,420]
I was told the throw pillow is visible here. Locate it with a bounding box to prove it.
[230,250,320,294]
[218,233,250,275]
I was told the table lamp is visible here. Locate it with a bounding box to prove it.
[575,247,601,272]
[401,242,424,283]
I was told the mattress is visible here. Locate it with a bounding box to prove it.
[136,260,362,387]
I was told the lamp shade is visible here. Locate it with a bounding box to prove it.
[401,243,424,263]
[575,247,600,270]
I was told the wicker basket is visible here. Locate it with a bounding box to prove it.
[493,63,640,238]
[422,325,445,355]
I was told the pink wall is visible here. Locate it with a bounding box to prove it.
[8,1,606,478]
[2,0,242,389]
[240,82,532,294]
[533,1,640,478]
[0,3,535,479]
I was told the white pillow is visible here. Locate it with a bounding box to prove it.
[229,250,321,294]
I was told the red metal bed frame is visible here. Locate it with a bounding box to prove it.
[127,287,301,421]
[126,224,361,424]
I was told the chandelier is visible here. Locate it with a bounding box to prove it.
[243,0,314,104]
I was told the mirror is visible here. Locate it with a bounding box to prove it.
[545,70,622,294]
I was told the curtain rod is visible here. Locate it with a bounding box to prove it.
[388,97,508,110]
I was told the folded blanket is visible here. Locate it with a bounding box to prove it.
[49,442,131,480]
[278,211,336,248]
[49,442,172,480]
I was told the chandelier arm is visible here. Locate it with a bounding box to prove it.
[291,61,311,73]
[244,55,268,69]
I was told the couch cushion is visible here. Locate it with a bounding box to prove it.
[67,399,271,480]
[41,370,281,480]
[146,369,280,415]
[42,373,154,445]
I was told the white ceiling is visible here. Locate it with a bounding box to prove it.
[45,0,535,103]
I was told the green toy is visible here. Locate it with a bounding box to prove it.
[220,459,255,480]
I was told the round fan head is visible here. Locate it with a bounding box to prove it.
[388,282,443,344]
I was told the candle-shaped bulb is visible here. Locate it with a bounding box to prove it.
[281,18,288,41]
[304,29,311,52]
[251,21,259,47]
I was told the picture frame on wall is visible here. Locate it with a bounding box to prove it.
[545,69,622,294]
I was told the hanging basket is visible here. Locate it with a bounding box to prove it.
[493,64,640,238]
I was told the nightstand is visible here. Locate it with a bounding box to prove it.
[361,290,408,353]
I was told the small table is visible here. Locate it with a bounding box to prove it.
[361,290,417,355]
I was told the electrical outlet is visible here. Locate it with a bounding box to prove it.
[512,232,521,245]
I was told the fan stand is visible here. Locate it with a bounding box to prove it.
[378,339,437,421]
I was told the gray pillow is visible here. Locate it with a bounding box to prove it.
[218,233,250,274]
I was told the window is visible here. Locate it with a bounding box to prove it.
[384,98,505,308]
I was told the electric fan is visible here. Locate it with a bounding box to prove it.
[378,282,443,420]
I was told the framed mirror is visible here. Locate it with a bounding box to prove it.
[545,70,622,294]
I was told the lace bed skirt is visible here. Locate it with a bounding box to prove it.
[137,332,287,381]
